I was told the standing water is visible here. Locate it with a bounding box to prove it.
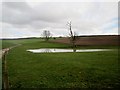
[26,48,113,53]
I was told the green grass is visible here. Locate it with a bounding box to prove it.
[2,40,16,49]
[1,38,43,49]
[5,40,119,88]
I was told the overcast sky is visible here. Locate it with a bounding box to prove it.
[0,0,119,38]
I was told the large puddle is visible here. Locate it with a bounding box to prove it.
[27,48,112,53]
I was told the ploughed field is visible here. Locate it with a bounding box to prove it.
[51,35,120,46]
[2,37,120,88]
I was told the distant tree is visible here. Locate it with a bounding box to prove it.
[59,36,62,38]
[67,21,77,48]
[53,37,56,39]
[43,30,51,41]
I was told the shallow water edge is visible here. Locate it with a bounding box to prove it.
[27,48,114,53]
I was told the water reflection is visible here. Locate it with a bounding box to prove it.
[27,48,112,53]
[73,49,76,52]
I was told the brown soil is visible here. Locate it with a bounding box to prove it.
[51,35,120,46]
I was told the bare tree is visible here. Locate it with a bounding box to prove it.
[43,30,51,41]
[67,21,77,48]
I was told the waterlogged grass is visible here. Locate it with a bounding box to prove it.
[6,41,119,88]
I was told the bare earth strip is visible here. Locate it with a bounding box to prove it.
[2,48,10,89]
[1,44,21,89]
[0,50,2,90]
[0,50,2,59]
[0,49,8,58]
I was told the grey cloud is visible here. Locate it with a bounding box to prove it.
[1,2,118,38]
[2,2,34,24]
[2,2,88,25]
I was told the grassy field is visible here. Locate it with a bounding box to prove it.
[2,39,120,88]
[1,38,43,49]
